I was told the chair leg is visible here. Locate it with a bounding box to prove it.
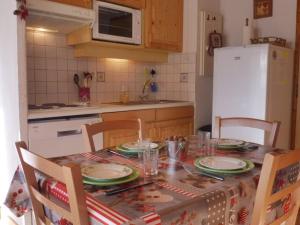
[296,209,300,225]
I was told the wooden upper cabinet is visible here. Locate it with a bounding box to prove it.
[101,0,145,9]
[144,0,183,52]
[48,0,92,8]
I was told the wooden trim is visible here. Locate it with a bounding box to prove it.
[101,109,155,122]
[47,0,92,8]
[73,42,168,62]
[291,0,300,148]
[101,0,145,9]
[66,26,169,62]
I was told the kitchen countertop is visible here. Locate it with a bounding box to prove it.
[28,101,194,120]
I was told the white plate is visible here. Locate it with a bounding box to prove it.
[122,142,158,150]
[198,156,247,170]
[81,164,133,181]
[217,139,245,146]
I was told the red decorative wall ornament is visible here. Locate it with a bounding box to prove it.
[14,0,28,20]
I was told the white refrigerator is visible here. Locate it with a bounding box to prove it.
[212,44,294,149]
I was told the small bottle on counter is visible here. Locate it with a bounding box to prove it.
[120,83,129,104]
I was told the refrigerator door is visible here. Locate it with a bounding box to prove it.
[212,45,269,144]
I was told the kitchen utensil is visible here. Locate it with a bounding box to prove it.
[107,149,131,159]
[197,156,247,170]
[105,181,154,196]
[81,164,133,181]
[83,169,140,186]
[73,74,81,88]
[181,163,224,181]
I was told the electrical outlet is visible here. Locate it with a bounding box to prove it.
[180,73,188,83]
[97,72,105,82]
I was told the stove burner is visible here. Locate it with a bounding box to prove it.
[28,103,81,110]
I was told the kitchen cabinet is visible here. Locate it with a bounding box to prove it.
[101,0,145,9]
[154,118,194,141]
[101,106,194,147]
[144,0,183,52]
[154,106,194,140]
[101,109,156,147]
[48,0,92,8]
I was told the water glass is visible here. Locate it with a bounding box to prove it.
[143,142,159,176]
[202,138,217,156]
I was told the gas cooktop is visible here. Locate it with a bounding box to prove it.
[28,103,83,110]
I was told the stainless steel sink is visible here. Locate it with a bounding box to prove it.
[106,100,185,105]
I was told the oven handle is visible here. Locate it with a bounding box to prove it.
[57,129,82,137]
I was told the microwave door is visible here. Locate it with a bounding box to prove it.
[93,3,141,44]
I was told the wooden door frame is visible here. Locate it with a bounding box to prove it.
[291,0,300,149]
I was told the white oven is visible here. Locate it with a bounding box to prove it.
[28,114,102,158]
[92,1,141,45]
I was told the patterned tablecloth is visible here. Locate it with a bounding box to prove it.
[4,146,300,225]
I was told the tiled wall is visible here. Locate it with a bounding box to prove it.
[26,31,196,104]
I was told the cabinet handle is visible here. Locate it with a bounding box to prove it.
[57,129,82,137]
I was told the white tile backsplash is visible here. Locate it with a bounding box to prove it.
[27,31,196,104]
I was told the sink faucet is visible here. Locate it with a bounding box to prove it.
[139,79,151,101]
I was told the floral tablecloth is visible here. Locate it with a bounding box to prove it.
[5,146,300,225]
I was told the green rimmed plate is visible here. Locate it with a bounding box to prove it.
[83,169,140,186]
[194,158,255,174]
[197,156,247,170]
[116,145,142,155]
[122,142,159,150]
[216,139,245,150]
[116,143,164,155]
[81,163,133,181]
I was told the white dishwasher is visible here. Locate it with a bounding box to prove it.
[28,114,102,158]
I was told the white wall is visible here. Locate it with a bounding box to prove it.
[220,0,297,47]
[0,0,27,205]
[195,0,220,129]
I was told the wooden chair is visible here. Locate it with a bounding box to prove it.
[82,119,143,152]
[15,141,88,225]
[252,150,300,225]
[214,116,280,147]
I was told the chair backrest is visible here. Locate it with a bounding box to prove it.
[82,119,143,152]
[252,150,300,225]
[214,116,280,147]
[15,141,88,225]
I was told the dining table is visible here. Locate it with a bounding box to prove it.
[4,142,300,225]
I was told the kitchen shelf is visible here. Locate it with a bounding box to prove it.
[67,26,168,62]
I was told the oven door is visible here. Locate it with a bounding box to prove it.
[92,1,141,44]
[28,115,103,158]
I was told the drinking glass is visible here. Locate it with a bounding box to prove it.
[202,138,217,156]
[143,141,159,176]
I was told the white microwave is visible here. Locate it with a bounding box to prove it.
[92,1,142,45]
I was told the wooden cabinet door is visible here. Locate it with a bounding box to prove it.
[144,0,183,52]
[48,0,92,8]
[154,118,194,141]
[101,109,156,147]
[101,0,145,9]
